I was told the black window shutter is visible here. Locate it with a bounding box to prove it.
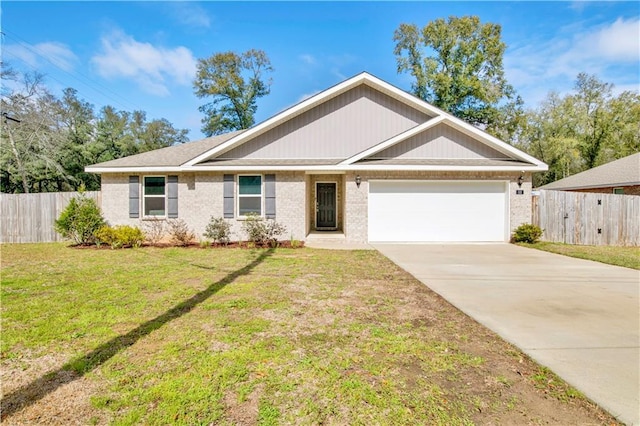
[223,174,234,218]
[129,176,139,218]
[265,174,276,219]
[167,175,178,218]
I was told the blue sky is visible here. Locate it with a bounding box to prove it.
[2,1,639,140]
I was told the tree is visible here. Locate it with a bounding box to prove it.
[1,68,70,193]
[193,49,273,136]
[1,64,189,193]
[393,16,517,129]
[517,74,640,187]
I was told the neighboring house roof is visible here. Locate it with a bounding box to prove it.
[86,72,547,174]
[538,153,640,191]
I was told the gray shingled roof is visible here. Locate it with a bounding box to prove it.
[354,158,534,167]
[538,152,640,190]
[87,131,244,168]
[198,159,342,166]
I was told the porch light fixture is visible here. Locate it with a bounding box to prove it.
[517,174,524,188]
[355,175,362,188]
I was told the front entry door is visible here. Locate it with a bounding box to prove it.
[316,182,337,229]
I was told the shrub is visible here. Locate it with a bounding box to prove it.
[203,216,232,245]
[142,219,165,244]
[55,194,105,244]
[168,219,195,247]
[512,224,543,244]
[241,213,287,246]
[95,225,145,249]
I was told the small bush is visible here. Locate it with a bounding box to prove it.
[168,219,195,247]
[95,225,145,249]
[241,213,287,246]
[203,216,232,245]
[512,224,543,243]
[55,194,105,244]
[142,219,165,244]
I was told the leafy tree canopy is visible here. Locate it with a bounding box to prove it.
[515,73,640,187]
[1,65,188,193]
[193,49,273,136]
[393,16,518,129]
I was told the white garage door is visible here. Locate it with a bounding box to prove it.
[368,180,508,242]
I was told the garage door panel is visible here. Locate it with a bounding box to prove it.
[368,181,507,242]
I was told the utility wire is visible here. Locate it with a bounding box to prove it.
[1,28,141,112]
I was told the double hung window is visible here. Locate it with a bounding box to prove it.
[144,176,166,217]
[238,175,262,216]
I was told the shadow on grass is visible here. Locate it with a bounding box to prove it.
[0,248,274,420]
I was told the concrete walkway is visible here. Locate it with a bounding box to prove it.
[374,243,640,426]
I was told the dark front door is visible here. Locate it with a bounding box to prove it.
[316,182,337,229]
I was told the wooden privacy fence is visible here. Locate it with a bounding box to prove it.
[532,190,640,246]
[0,191,101,243]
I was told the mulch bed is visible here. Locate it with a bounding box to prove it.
[71,240,305,250]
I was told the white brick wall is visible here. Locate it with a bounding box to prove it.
[100,170,532,244]
[343,171,532,243]
[100,172,306,242]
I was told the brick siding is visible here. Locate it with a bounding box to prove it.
[101,170,532,244]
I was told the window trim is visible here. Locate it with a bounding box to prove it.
[142,175,167,218]
[237,174,264,218]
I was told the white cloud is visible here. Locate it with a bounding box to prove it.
[91,29,197,96]
[299,54,316,65]
[505,17,640,106]
[4,41,78,72]
[584,17,639,62]
[168,2,211,29]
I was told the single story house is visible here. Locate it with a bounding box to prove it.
[86,72,548,243]
[538,153,640,195]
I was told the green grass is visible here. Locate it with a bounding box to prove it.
[1,243,615,425]
[519,242,640,269]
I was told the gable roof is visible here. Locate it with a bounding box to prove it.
[86,72,547,173]
[538,153,640,190]
[86,131,244,171]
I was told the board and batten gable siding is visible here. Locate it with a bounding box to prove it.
[372,123,511,160]
[100,172,307,242]
[219,85,430,160]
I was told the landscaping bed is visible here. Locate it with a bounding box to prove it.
[1,244,620,425]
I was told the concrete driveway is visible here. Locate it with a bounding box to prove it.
[374,243,640,426]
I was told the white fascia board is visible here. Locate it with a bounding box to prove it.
[184,73,371,167]
[340,116,446,165]
[361,75,444,116]
[363,74,547,168]
[85,166,183,174]
[442,120,547,167]
[88,163,547,174]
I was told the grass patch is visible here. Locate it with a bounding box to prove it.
[1,243,620,425]
[519,242,640,269]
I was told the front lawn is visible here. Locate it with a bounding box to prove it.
[1,244,618,425]
[519,242,640,269]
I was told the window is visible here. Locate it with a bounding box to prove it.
[613,187,624,194]
[144,176,166,217]
[238,175,262,216]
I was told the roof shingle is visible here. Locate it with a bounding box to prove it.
[538,153,640,190]
[86,131,244,168]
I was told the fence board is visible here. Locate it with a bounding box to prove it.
[532,190,640,246]
[1,192,101,243]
